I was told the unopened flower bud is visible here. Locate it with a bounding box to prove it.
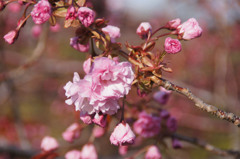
[136,22,152,39]
[81,143,98,159]
[40,136,59,152]
[95,18,107,28]
[110,122,135,146]
[65,150,81,159]
[3,30,19,44]
[177,18,202,40]
[164,37,181,54]
[62,123,80,142]
[145,145,162,159]
[153,87,171,105]
[165,18,181,30]
[172,138,182,149]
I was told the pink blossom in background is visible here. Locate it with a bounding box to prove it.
[102,25,121,42]
[166,116,178,132]
[40,136,59,151]
[62,123,80,142]
[77,7,95,27]
[172,138,182,149]
[110,122,135,146]
[177,18,202,40]
[145,145,162,159]
[66,5,78,20]
[153,87,171,105]
[70,37,89,52]
[164,37,182,54]
[50,23,60,32]
[65,150,81,159]
[31,25,42,38]
[136,22,152,39]
[83,58,92,74]
[93,126,105,138]
[165,18,181,30]
[80,111,93,124]
[133,111,161,138]
[92,114,107,127]
[64,57,134,115]
[81,143,98,159]
[31,0,51,24]
[119,145,128,156]
[7,3,21,13]
[3,30,18,44]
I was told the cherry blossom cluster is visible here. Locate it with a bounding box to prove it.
[1,0,203,158]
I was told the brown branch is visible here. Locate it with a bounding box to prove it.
[172,133,240,158]
[150,76,240,127]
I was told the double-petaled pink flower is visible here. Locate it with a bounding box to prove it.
[164,37,182,54]
[64,57,134,116]
[136,22,152,39]
[177,18,202,40]
[145,145,162,159]
[110,122,135,146]
[77,7,95,27]
[133,111,161,138]
[102,25,121,43]
[31,0,51,24]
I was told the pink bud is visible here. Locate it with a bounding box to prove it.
[102,25,121,43]
[81,143,98,159]
[31,0,51,24]
[92,114,107,127]
[110,122,135,146]
[118,146,128,156]
[145,145,162,159]
[166,117,177,132]
[80,111,93,124]
[160,110,170,119]
[136,22,152,39]
[165,18,181,30]
[83,58,92,74]
[40,136,59,151]
[31,25,42,38]
[66,5,78,20]
[177,18,202,40]
[164,37,181,54]
[65,150,81,159]
[93,126,105,138]
[77,7,95,27]
[50,23,60,32]
[172,138,182,149]
[62,123,80,142]
[153,87,171,105]
[70,37,89,52]
[3,30,19,44]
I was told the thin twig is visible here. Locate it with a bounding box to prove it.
[150,76,240,127]
[172,133,240,157]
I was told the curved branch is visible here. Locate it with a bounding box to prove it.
[150,76,240,127]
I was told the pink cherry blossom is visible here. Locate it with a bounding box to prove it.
[133,111,161,138]
[177,18,202,40]
[153,87,171,104]
[93,126,105,138]
[164,37,181,54]
[64,57,134,115]
[83,58,92,74]
[102,25,121,42]
[70,37,89,52]
[81,143,98,159]
[136,22,152,39]
[145,145,162,159]
[31,25,42,38]
[165,18,181,30]
[66,5,78,20]
[110,122,135,146]
[65,150,81,159]
[40,136,59,151]
[62,123,80,142]
[31,0,51,24]
[3,30,18,44]
[77,7,95,27]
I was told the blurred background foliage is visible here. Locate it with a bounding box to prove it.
[0,0,240,158]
